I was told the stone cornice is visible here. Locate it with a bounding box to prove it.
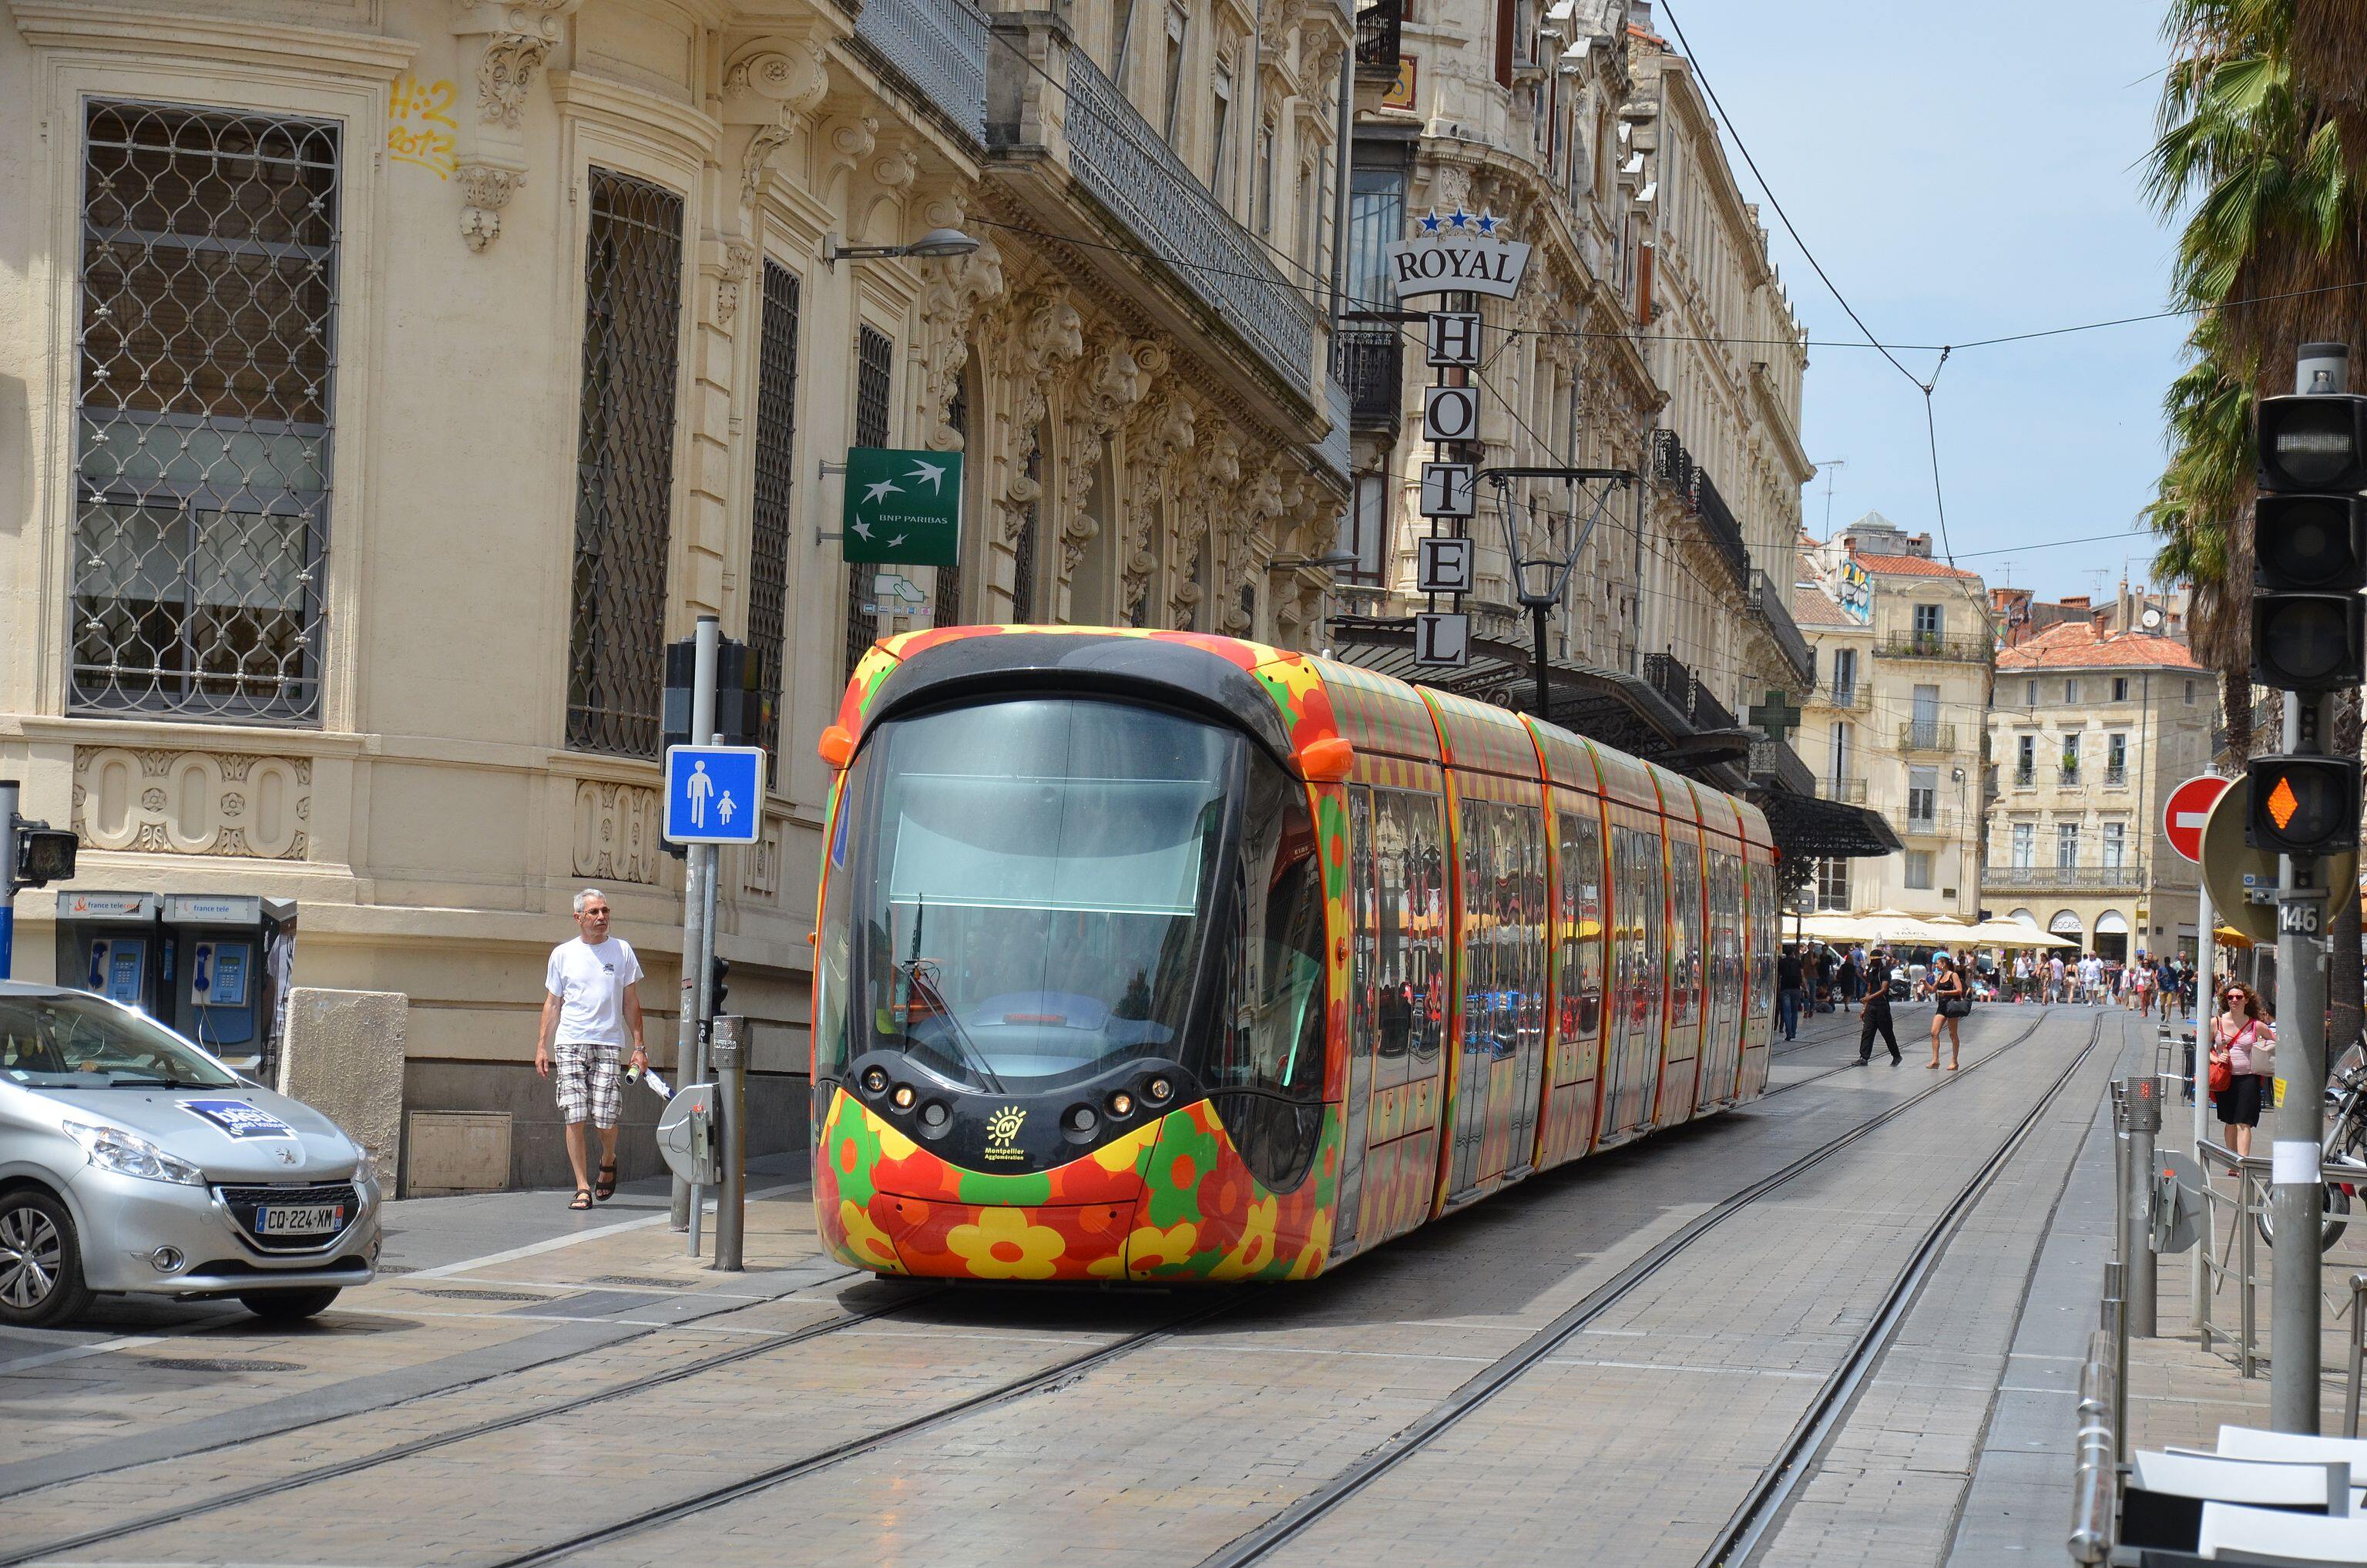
[1751,361,1815,484]
[8,1,417,76]
[549,66,722,168]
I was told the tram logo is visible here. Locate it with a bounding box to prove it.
[983,1104,1028,1160]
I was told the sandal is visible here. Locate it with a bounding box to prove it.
[569,1187,593,1210]
[595,1160,618,1203]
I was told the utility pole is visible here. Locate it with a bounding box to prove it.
[669,614,720,1234]
[0,780,16,979]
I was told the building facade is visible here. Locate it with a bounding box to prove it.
[1791,514,1991,919]
[1983,616,2213,964]
[0,0,1357,1188]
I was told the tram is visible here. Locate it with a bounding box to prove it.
[810,627,1779,1282]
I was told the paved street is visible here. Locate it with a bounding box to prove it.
[3,1004,2153,1568]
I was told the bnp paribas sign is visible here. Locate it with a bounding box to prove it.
[1386,207,1532,300]
[841,447,962,566]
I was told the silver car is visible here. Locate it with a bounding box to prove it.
[0,981,380,1327]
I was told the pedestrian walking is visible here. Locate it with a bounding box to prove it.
[536,888,648,1210]
[1776,944,1803,1041]
[2206,981,2275,1159]
[1929,952,1968,1070]
[2127,955,2152,1016]
[2156,955,2181,1022]
[1857,959,1901,1065]
[2046,952,2066,1005]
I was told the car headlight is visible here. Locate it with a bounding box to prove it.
[60,1119,207,1187]
[352,1146,378,1186]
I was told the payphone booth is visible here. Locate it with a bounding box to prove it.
[161,895,297,1076]
[53,891,166,1010]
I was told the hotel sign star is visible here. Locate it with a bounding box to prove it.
[1387,208,1532,300]
[841,446,965,566]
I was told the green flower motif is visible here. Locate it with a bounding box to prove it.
[827,1092,880,1207]
[1142,1109,1222,1230]
[953,1166,1054,1206]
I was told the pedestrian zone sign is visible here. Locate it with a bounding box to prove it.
[663,744,765,845]
[842,446,962,566]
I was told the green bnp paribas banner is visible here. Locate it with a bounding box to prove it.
[841,447,962,566]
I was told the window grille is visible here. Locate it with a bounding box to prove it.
[932,368,968,629]
[748,260,800,768]
[1012,438,1041,623]
[72,100,341,721]
[844,324,894,680]
[566,170,683,757]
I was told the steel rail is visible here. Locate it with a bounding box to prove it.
[0,1279,932,1567]
[1695,1012,2106,1566]
[1191,1005,2071,1568]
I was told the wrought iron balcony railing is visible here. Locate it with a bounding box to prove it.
[2011,764,2036,787]
[1641,651,1737,734]
[1749,737,1818,797]
[2103,764,2129,787]
[1820,776,1868,804]
[1747,571,1815,690]
[854,0,988,145]
[989,22,1319,398]
[1652,431,1750,592]
[2056,763,2084,787]
[1876,631,1993,663]
[1898,721,1956,754]
[1332,327,1402,425]
[1814,683,1871,711]
[1901,808,1961,840]
[1355,0,1402,72]
[1983,863,2147,891]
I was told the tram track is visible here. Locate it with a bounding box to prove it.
[9,1010,2081,1568]
[1190,1005,2082,1568]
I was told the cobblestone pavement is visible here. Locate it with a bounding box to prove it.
[2,1006,2130,1568]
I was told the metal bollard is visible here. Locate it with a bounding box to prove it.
[2348,1274,2367,1440]
[710,1015,747,1272]
[2111,1082,2131,1268]
[2103,1260,2129,1463]
[2124,1076,2161,1338]
[2070,1327,2119,1565]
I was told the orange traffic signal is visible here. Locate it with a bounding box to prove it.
[2247,755,2361,857]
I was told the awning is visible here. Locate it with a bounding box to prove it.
[1325,617,1901,860]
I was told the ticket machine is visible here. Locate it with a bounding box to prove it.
[161,895,297,1073]
[53,890,166,1009]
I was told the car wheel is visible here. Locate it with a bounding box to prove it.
[237,1288,341,1322]
[0,1189,94,1329]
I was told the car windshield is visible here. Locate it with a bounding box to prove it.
[820,697,1238,1092]
[0,994,241,1089]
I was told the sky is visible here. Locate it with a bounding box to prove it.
[1659,0,2191,603]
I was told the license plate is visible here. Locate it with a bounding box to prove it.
[257,1204,344,1235]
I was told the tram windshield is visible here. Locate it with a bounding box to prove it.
[820,696,1318,1093]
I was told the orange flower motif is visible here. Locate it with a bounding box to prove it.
[1123,1220,1201,1278]
[945,1207,1067,1280]
[836,1199,905,1273]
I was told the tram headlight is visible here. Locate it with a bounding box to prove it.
[891,1084,916,1111]
[919,1100,950,1131]
[1065,1104,1098,1134]
[1146,1076,1173,1103]
[860,1066,890,1096]
[1107,1091,1135,1119]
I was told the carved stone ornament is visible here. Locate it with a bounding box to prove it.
[455,160,524,253]
[73,747,311,861]
[713,239,757,327]
[452,0,584,130]
[916,239,1006,450]
[726,42,831,208]
[572,779,663,885]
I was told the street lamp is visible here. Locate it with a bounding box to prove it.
[1267,549,1360,572]
[821,227,981,269]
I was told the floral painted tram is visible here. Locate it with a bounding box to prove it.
[810,628,1779,1283]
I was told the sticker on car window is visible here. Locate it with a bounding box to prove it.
[180,1099,295,1140]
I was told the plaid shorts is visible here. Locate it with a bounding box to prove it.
[553,1039,623,1128]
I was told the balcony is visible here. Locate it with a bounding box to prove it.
[989,20,1319,401]
[1983,862,2147,892]
[2010,764,2036,788]
[1901,809,1962,840]
[1898,721,1957,754]
[2056,763,2085,788]
[1651,431,1750,593]
[854,0,988,144]
[1355,0,1402,72]
[1747,571,1815,690]
[1876,632,1992,664]
[1333,327,1402,427]
[1814,683,1871,711]
[1819,776,1868,805]
[1641,652,1738,734]
[2103,764,2129,787]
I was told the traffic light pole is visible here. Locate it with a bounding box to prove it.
[670,615,720,1234]
[0,779,17,979]
[2272,693,2331,1433]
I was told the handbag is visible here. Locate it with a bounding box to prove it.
[2208,1049,2233,1096]
[1940,993,1972,1018]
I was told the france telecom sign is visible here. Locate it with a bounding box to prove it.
[663,745,765,846]
[842,447,962,566]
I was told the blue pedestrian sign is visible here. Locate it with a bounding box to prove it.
[663,745,766,845]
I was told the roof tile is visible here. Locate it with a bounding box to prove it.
[1850,552,1980,580]
[1994,620,2202,671]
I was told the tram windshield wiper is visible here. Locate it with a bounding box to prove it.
[895,895,1005,1093]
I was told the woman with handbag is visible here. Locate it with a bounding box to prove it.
[1929,951,1969,1070]
[2208,982,2275,1157]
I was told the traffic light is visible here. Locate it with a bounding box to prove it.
[707,953,730,1016]
[11,821,76,888]
[2252,369,2367,692]
[2246,754,2363,856]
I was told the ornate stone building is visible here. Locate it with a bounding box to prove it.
[0,0,1355,1188]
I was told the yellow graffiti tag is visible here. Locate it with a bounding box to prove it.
[388,75,458,179]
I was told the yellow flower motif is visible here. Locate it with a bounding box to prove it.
[1286,1207,1335,1280]
[835,1200,905,1273]
[1210,1196,1280,1280]
[873,1113,918,1163]
[945,1207,1067,1280]
[1089,1121,1159,1175]
[1123,1220,1200,1278]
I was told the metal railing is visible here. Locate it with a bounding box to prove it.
[1815,683,1871,710]
[2010,764,2036,787]
[2057,763,2086,787]
[1902,808,1959,839]
[1982,862,2144,891]
[1747,570,1815,689]
[2070,1265,2125,1565]
[1819,776,1867,804]
[2103,764,2129,787]
[993,26,1318,397]
[1332,327,1401,425]
[1640,651,1738,734]
[1875,631,1991,663]
[854,0,987,144]
[1897,720,1956,753]
[1355,0,1402,71]
[1748,737,1817,796]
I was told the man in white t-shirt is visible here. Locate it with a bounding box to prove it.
[2047,954,2067,1004]
[536,888,647,1208]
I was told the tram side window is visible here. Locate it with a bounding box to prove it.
[1558,810,1603,1040]
[1210,759,1325,1103]
[1373,787,1448,1068]
[1457,799,1545,1062]
[1669,838,1702,1025]
[1350,787,1375,1059]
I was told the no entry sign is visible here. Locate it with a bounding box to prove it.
[2164,774,2230,864]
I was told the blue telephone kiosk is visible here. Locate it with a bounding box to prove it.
[162,895,296,1073]
[53,891,165,1010]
